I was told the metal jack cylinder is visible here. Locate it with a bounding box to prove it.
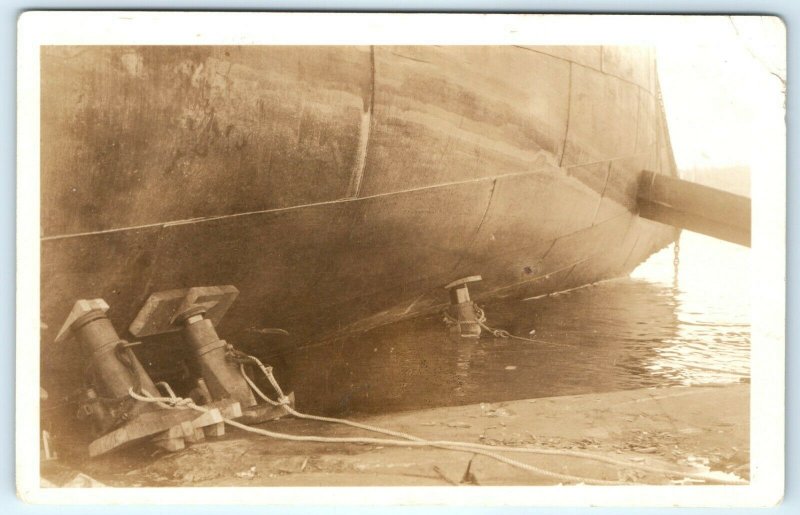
[174,306,257,409]
[130,285,291,424]
[444,276,483,338]
[56,299,160,434]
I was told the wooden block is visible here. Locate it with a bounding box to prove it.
[152,425,187,452]
[200,400,241,437]
[179,421,195,437]
[204,422,225,438]
[181,420,205,443]
[154,437,185,452]
[219,402,242,420]
[191,408,224,428]
[189,407,224,439]
[88,406,209,457]
[154,424,186,441]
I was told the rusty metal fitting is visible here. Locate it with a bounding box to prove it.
[444,276,483,338]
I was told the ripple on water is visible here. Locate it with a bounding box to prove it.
[281,231,750,416]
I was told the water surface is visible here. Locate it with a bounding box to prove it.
[277,230,750,416]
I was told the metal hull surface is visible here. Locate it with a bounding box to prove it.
[40,46,679,380]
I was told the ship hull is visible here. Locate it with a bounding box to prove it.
[40,46,679,382]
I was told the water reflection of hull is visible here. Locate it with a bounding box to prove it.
[40,46,679,389]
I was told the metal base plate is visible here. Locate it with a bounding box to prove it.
[129,285,239,338]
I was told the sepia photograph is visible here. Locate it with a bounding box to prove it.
[16,12,785,506]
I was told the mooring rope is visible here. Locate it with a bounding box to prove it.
[131,350,746,486]
[128,387,626,485]
[233,354,747,486]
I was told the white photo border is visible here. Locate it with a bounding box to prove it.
[16,11,786,507]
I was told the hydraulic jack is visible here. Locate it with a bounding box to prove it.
[130,285,292,424]
[55,299,232,457]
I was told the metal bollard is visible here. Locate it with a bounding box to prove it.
[444,276,483,338]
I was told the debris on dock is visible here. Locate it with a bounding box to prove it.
[43,384,748,487]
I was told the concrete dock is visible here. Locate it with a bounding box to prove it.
[42,383,749,487]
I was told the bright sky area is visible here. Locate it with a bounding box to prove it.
[655,16,785,173]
